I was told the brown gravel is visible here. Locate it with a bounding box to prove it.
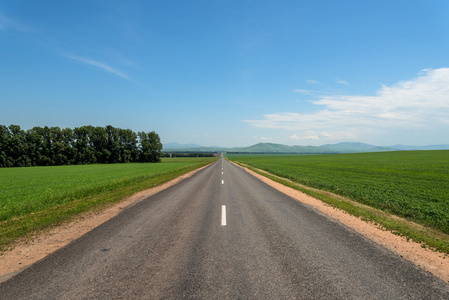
[1,162,448,284]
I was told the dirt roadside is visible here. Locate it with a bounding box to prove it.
[1,161,448,284]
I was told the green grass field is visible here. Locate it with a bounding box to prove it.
[229,151,449,235]
[0,157,217,251]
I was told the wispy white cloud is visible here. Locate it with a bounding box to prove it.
[289,134,300,140]
[335,77,349,85]
[0,11,36,33]
[0,11,132,82]
[64,55,129,80]
[289,133,319,140]
[293,89,315,95]
[293,89,333,96]
[254,136,272,141]
[307,80,320,84]
[303,134,319,140]
[245,68,449,144]
[0,11,11,30]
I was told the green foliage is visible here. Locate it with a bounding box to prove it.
[230,151,449,235]
[0,158,215,222]
[0,125,162,167]
[138,131,162,163]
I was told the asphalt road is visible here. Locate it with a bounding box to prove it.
[1,158,448,299]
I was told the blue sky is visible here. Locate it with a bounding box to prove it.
[1,0,449,147]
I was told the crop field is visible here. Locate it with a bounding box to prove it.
[0,157,217,250]
[229,151,449,235]
[0,157,216,222]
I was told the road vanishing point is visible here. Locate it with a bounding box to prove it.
[1,158,448,299]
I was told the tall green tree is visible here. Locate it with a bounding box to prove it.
[138,131,162,163]
[106,125,120,163]
[50,126,70,165]
[89,126,109,163]
[38,126,53,166]
[7,125,30,167]
[119,128,138,163]
[61,127,75,164]
[73,126,95,164]
[0,125,13,167]
[0,124,162,167]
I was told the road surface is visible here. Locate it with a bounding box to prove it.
[1,158,448,299]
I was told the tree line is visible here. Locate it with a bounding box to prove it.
[0,125,162,167]
[161,152,216,158]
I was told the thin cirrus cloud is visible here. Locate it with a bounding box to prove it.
[293,89,316,95]
[244,68,449,142]
[0,11,130,80]
[1,11,133,83]
[335,77,350,85]
[290,133,319,140]
[307,80,320,85]
[293,89,334,96]
[64,55,130,80]
[0,11,15,30]
[0,10,37,33]
[254,136,272,141]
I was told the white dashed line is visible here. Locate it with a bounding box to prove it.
[221,205,226,226]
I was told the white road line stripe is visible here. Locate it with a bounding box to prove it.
[222,180,224,184]
[221,205,226,226]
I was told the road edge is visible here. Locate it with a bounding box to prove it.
[230,160,449,284]
[0,161,216,283]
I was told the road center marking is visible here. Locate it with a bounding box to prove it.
[222,180,224,184]
[221,205,226,226]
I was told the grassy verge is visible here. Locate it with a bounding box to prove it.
[231,159,449,255]
[0,158,217,252]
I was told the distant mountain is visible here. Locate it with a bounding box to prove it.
[162,142,449,154]
[388,144,449,151]
[231,143,324,153]
[319,142,394,153]
[237,143,297,153]
[228,142,393,154]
